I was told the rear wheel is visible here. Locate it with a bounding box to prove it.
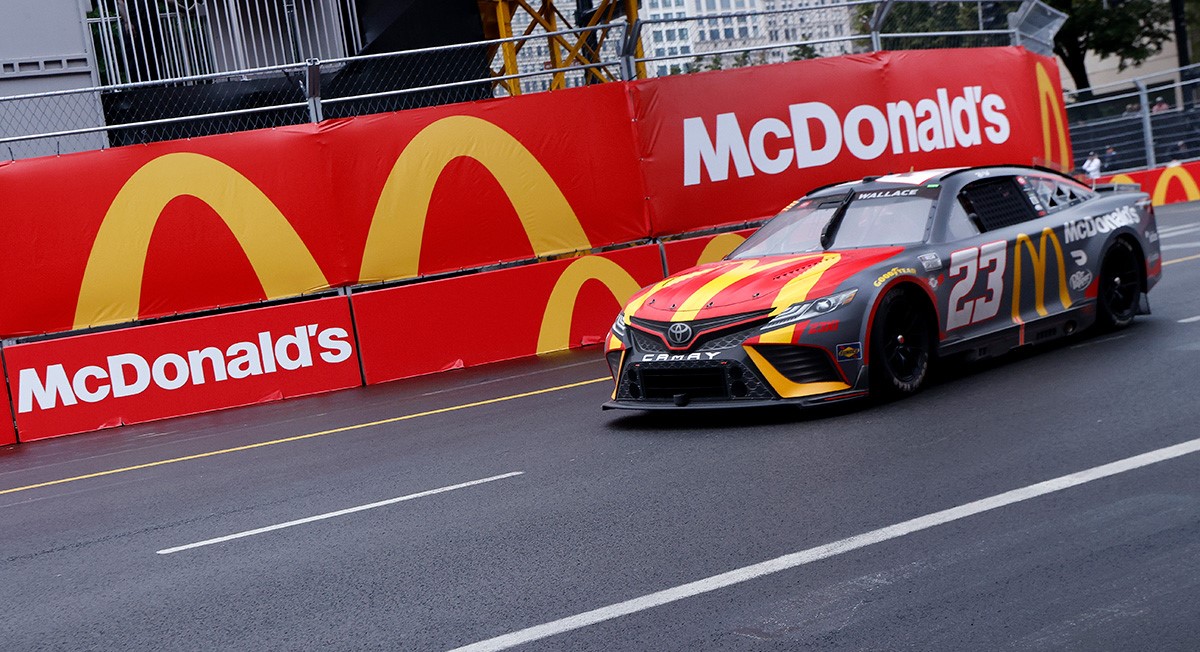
[1097,238,1141,330]
[869,289,933,397]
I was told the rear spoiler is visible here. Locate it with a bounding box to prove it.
[1092,182,1142,193]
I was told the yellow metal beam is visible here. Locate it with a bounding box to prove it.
[479,0,641,91]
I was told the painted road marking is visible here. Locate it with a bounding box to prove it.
[449,437,1200,652]
[1178,316,1200,323]
[1165,253,1200,266]
[0,377,608,497]
[1157,224,1200,237]
[157,471,523,555]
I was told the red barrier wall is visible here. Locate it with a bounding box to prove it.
[5,297,360,441]
[0,84,646,338]
[0,48,1066,340]
[352,245,665,384]
[631,48,1071,235]
[0,47,1077,442]
[661,228,759,274]
[1101,162,1200,206]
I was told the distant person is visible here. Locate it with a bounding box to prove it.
[1082,152,1102,180]
[1103,146,1117,169]
[1167,140,1189,161]
[1123,103,1139,116]
[1152,96,1170,113]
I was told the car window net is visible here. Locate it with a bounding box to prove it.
[960,178,1038,231]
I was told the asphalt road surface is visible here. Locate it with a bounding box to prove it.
[3,204,1200,651]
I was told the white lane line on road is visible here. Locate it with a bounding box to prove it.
[1178,316,1200,323]
[157,471,524,555]
[449,438,1200,652]
[1157,224,1200,237]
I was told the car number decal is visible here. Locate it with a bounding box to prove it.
[946,240,1007,330]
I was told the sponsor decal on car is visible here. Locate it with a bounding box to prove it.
[836,342,862,360]
[1069,269,1093,291]
[857,189,920,200]
[1012,228,1072,323]
[918,253,943,272]
[808,320,838,333]
[1070,249,1088,266]
[1062,206,1140,244]
[874,267,917,287]
[640,352,722,362]
[1146,229,1159,243]
[683,86,1011,186]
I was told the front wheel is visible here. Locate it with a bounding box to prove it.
[869,289,933,397]
[1097,238,1141,330]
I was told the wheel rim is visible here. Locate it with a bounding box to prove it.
[1101,242,1139,320]
[880,299,929,383]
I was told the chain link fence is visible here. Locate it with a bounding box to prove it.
[1066,65,1200,174]
[3,0,1054,160]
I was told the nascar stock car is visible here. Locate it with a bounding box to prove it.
[603,165,1161,409]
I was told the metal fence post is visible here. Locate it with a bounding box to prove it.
[1135,79,1156,168]
[869,0,896,51]
[305,58,323,124]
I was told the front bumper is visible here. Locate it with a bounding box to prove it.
[605,341,867,410]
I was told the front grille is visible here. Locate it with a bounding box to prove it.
[630,309,773,352]
[617,360,774,402]
[752,345,842,384]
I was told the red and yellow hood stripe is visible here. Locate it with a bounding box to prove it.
[626,248,903,323]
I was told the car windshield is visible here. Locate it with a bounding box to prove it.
[729,191,935,258]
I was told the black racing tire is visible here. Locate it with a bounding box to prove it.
[869,288,934,398]
[1096,238,1142,330]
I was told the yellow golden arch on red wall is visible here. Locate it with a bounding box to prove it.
[75,116,596,334]
[1035,62,1072,171]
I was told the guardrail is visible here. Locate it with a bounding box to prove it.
[1066,64,1200,174]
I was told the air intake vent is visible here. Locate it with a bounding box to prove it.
[753,345,841,384]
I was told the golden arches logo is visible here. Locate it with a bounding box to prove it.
[1151,166,1200,206]
[696,233,746,265]
[1035,62,1072,171]
[359,115,592,283]
[75,152,327,329]
[1011,228,1072,324]
[536,255,643,353]
[75,116,595,330]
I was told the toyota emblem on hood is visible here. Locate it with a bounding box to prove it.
[667,322,693,346]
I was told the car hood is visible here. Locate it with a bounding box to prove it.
[625,247,904,322]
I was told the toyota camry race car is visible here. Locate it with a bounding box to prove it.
[604,165,1161,409]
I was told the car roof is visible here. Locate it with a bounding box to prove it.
[804,165,1084,201]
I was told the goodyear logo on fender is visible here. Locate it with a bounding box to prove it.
[1012,227,1072,324]
[874,267,916,287]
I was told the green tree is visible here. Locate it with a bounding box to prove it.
[855,0,1172,93]
[1048,0,1173,92]
[788,42,819,61]
[733,51,752,68]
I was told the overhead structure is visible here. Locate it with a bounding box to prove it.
[478,0,644,95]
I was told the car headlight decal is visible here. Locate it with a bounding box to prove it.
[611,312,628,340]
[761,289,858,331]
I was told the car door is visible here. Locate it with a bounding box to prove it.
[940,173,1077,345]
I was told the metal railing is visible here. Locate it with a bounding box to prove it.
[85,0,363,85]
[2,0,1058,160]
[1066,64,1200,174]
